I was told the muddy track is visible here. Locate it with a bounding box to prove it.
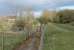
[13,31,41,50]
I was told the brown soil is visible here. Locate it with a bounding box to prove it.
[13,32,41,50]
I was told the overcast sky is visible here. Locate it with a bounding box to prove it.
[0,0,74,16]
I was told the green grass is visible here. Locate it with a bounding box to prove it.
[55,23,74,31]
[43,23,74,50]
[0,32,28,50]
[0,33,3,50]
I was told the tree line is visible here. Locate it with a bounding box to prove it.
[38,9,74,26]
[54,9,74,24]
[13,9,74,31]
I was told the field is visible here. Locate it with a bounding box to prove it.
[43,23,74,50]
[0,32,28,50]
[0,33,3,50]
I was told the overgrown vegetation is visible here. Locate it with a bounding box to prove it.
[0,32,28,50]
